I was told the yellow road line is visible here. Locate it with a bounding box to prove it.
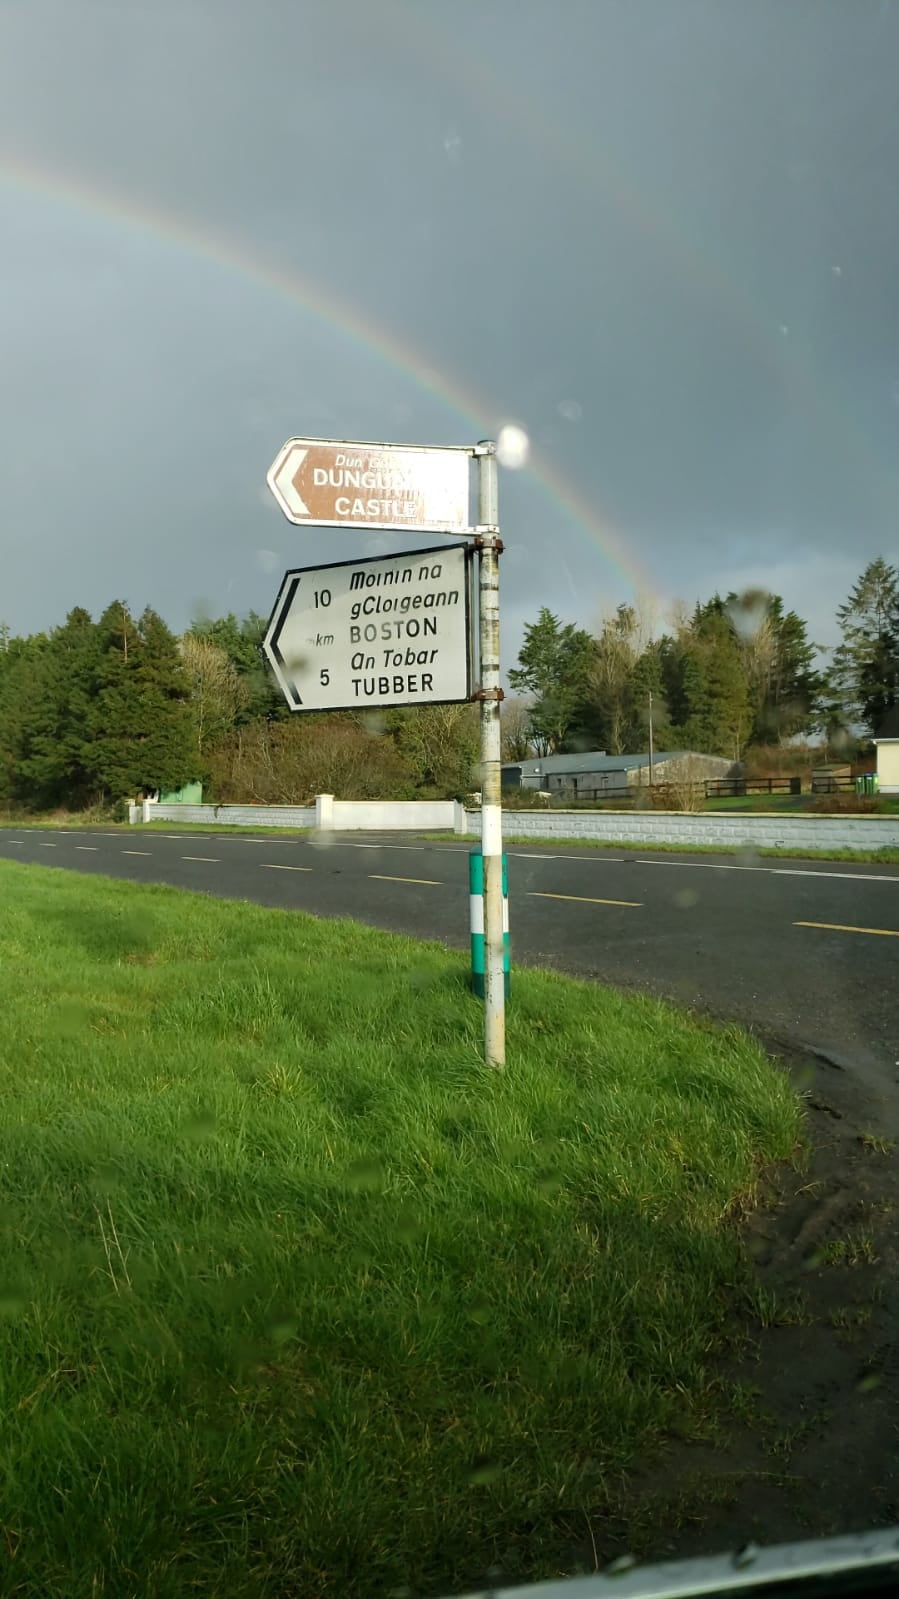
[794,920,899,939]
[180,855,219,863]
[260,864,314,872]
[528,891,642,907]
[369,874,442,886]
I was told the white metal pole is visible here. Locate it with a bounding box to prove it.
[475,441,505,1068]
[648,689,654,785]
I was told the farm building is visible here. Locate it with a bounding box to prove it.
[874,706,899,794]
[500,750,739,798]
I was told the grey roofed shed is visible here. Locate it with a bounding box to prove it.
[506,751,687,780]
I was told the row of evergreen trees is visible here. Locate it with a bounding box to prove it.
[0,558,896,810]
[0,605,196,809]
[507,558,899,759]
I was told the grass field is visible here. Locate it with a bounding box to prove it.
[0,862,800,1597]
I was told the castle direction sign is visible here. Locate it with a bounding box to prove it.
[263,544,472,712]
[267,438,471,533]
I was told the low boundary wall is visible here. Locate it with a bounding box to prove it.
[130,796,466,833]
[462,809,899,852]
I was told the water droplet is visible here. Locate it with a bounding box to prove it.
[345,1156,384,1193]
[557,399,582,422]
[496,424,530,470]
[270,1316,298,1346]
[674,888,698,909]
[468,1293,492,1325]
[605,1554,637,1576]
[183,1107,217,1142]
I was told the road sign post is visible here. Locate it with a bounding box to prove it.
[264,433,507,1069]
[474,441,506,1068]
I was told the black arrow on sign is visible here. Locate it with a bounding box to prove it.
[268,575,303,708]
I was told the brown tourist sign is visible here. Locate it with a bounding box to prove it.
[266,437,472,533]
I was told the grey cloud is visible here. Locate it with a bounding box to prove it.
[1,0,897,653]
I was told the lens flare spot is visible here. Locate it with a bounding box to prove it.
[496,424,530,470]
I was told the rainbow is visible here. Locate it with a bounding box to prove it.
[0,149,657,606]
[396,1,896,532]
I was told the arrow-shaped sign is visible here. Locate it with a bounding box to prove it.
[266,437,471,533]
[263,545,472,714]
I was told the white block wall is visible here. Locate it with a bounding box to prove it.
[133,799,465,833]
[317,796,464,832]
[137,803,316,829]
[462,809,899,853]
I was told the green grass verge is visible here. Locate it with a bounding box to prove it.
[438,833,899,866]
[128,819,312,837]
[0,815,311,838]
[0,861,800,1597]
[711,794,899,814]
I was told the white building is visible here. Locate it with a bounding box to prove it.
[874,706,899,793]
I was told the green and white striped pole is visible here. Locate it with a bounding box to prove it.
[469,850,510,1000]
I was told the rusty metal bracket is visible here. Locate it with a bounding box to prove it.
[472,532,505,554]
[471,687,505,703]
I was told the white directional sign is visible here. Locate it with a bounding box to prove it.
[267,437,472,533]
[263,544,472,711]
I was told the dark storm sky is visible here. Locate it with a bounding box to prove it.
[2,0,898,659]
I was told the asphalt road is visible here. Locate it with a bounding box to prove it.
[2,826,897,1091]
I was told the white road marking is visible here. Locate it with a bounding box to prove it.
[772,867,899,883]
[122,850,152,856]
[37,842,57,847]
[511,851,627,862]
[528,890,642,907]
[75,846,98,851]
[350,842,424,851]
[635,857,899,884]
[369,873,442,886]
[231,837,291,844]
[180,855,219,863]
[795,920,899,938]
[260,863,313,872]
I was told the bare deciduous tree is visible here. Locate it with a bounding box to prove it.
[180,634,250,758]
